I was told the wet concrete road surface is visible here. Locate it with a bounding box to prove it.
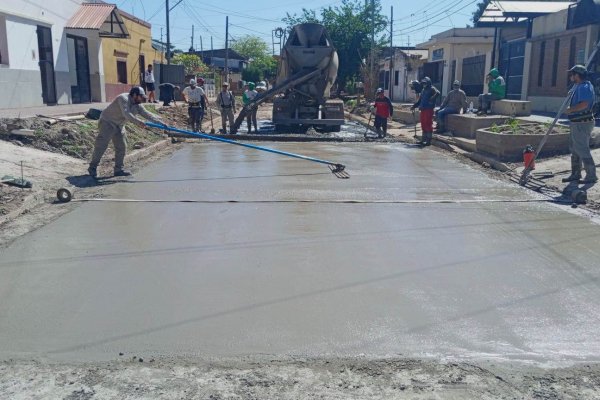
[2,142,600,364]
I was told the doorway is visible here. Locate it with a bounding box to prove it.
[36,25,57,105]
[499,39,526,100]
[67,35,91,103]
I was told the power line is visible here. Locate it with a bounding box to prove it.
[229,23,275,37]
[182,1,221,39]
[147,1,166,21]
[393,0,477,36]
[392,0,457,25]
[188,3,281,23]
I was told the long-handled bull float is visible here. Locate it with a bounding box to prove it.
[146,122,349,178]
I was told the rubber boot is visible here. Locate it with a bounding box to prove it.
[562,155,582,183]
[423,131,433,146]
[581,157,598,184]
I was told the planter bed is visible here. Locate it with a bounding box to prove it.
[446,114,510,139]
[476,123,570,161]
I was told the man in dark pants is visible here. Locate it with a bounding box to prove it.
[144,64,158,104]
[183,79,209,132]
[372,88,393,138]
[411,77,439,146]
[562,64,598,184]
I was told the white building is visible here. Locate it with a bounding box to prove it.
[0,0,125,109]
[379,48,428,102]
[417,28,495,99]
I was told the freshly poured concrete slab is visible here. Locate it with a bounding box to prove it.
[1,142,600,364]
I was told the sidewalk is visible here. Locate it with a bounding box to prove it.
[0,102,110,119]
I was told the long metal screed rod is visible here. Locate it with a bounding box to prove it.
[146,122,347,174]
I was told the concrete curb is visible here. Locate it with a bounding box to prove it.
[432,135,510,172]
[125,138,171,164]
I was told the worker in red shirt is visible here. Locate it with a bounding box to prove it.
[372,88,394,138]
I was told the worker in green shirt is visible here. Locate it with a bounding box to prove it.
[477,68,506,115]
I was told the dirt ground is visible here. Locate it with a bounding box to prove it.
[2,357,600,399]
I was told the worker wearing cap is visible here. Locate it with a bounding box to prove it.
[372,88,393,138]
[243,82,259,133]
[435,80,467,133]
[411,77,439,146]
[562,64,598,183]
[477,68,505,115]
[183,78,209,132]
[88,87,163,178]
[216,82,236,134]
[409,80,423,95]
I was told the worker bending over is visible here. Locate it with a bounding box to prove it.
[88,87,163,178]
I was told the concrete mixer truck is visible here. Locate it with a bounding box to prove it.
[231,23,344,134]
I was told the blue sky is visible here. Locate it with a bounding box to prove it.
[116,0,477,52]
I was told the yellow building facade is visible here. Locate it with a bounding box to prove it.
[101,10,160,101]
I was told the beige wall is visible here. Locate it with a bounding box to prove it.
[101,13,159,95]
[421,43,492,96]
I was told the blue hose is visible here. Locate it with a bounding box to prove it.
[146,122,346,172]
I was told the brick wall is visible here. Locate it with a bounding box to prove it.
[105,83,132,102]
[528,28,587,97]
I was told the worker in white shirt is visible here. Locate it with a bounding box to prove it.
[144,64,158,104]
[182,78,209,132]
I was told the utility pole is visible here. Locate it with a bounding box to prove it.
[200,35,203,60]
[160,27,164,63]
[165,0,183,64]
[225,16,229,83]
[190,25,194,52]
[166,0,170,64]
[389,6,393,100]
[370,0,375,96]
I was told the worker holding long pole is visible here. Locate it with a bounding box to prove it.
[88,87,164,178]
[562,65,598,184]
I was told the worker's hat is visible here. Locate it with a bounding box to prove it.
[453,80,461,86]
[568,64,588,75]
[376,88,384,93]
[222,82,229,86]
[129,86,147,98]
[190,78,196,85]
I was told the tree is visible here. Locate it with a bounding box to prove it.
[171,53,209,75]
[283,0,388,91]
[231,35,278,81]
[472,0,491,25]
